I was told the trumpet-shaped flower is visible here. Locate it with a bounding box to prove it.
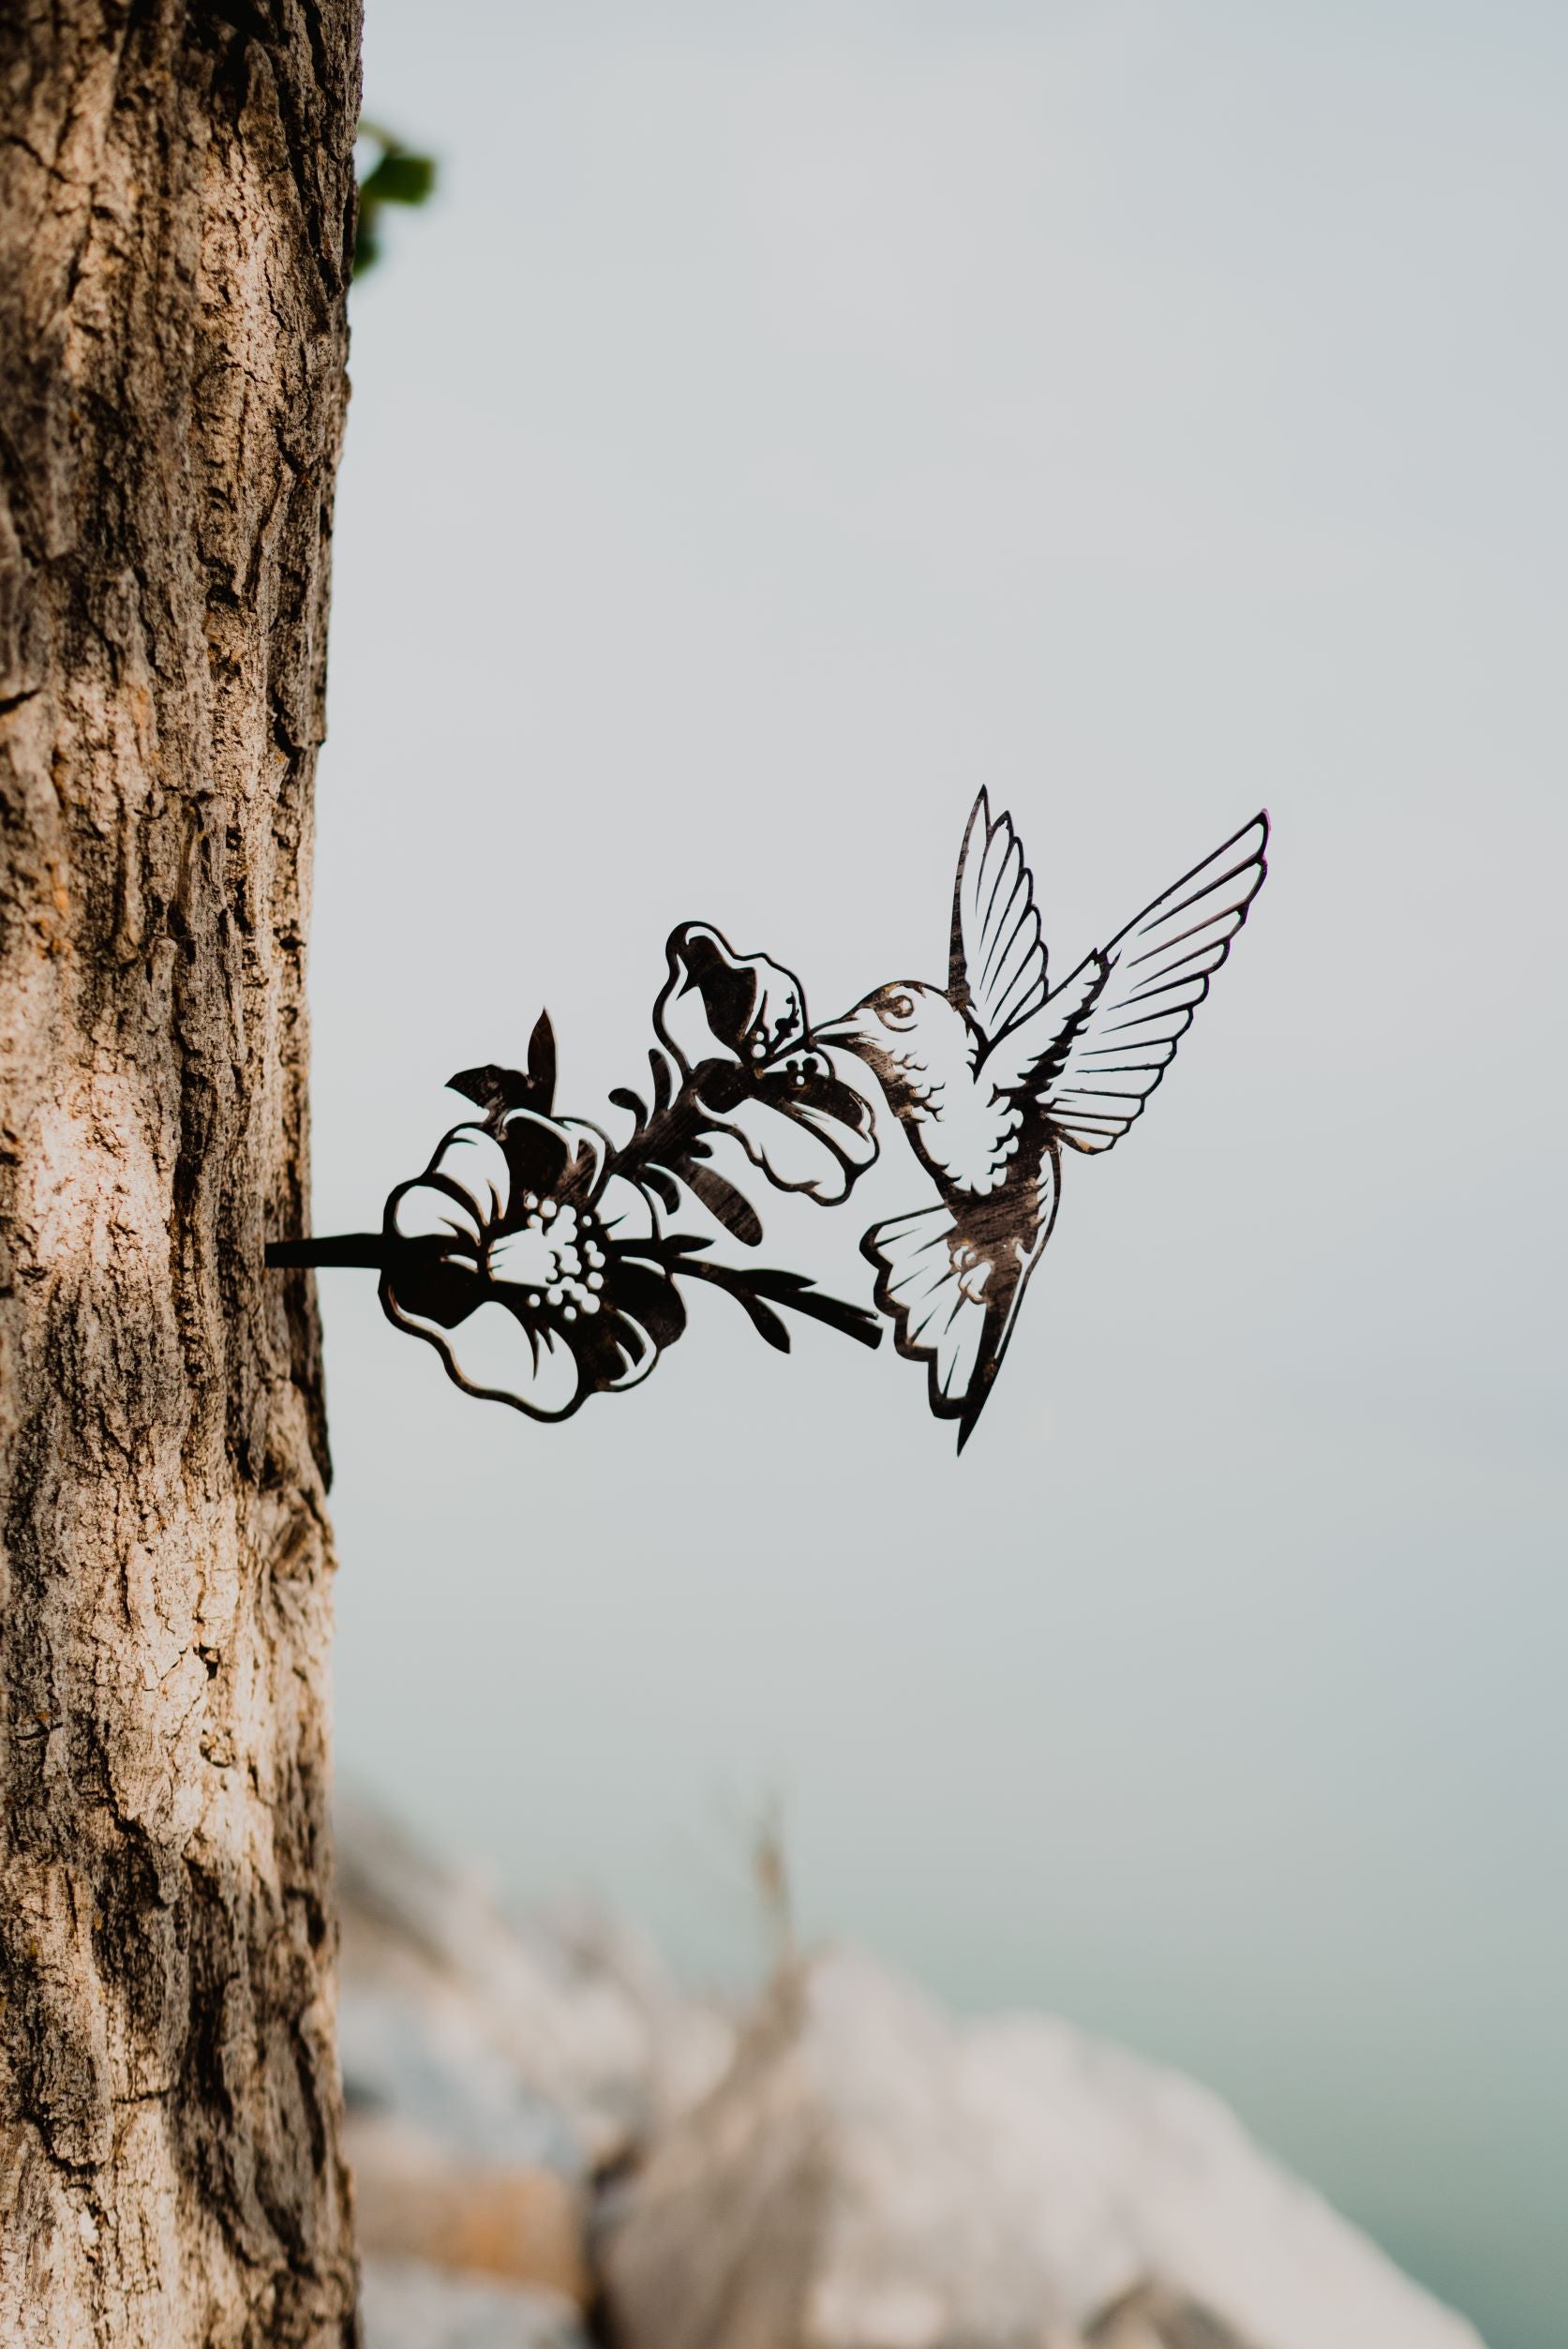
[654,923,876,1204]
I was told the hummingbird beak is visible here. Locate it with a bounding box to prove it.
[813,1012,863,1050]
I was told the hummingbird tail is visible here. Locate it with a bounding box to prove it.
[865,1160,1058,1451]
[861,1204,993,1435]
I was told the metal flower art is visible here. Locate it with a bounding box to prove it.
[651,924,877,1204]
[381,1113,682,1420]
[269,797,1269,1448]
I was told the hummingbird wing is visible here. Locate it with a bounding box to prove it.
[1033,811,1269,1151]
[948,790,1049,1042]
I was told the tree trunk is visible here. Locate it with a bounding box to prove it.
[0,6,362,2342]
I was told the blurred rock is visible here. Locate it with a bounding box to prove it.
[348,2110,588,2298]
[1087,2282,1259,2349]
[336,1788,737,2176]
[358,2256,590,2349]
[597,1946,1486,2349]
[336,1803,1482,2349]
[337,1791,737,2325]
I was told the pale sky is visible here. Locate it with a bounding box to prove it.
[312,7,1566,2343]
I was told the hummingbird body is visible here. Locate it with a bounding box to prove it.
[848,986,1013,1196]
[820,794,1268,1449]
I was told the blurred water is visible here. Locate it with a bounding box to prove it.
[318,7,1568,2343]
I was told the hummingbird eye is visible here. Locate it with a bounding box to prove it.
[877,992,917,1030]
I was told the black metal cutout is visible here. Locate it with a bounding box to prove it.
[817,792,1269,1450]
[268,800,1267,1447]
[268,926,883,1425]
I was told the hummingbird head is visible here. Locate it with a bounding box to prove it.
[815,982,975,1117]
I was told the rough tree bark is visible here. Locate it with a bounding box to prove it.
[0,6,362,2342]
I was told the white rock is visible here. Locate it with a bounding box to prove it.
[359,2257,590,2349]
[336,1790,736,2171]
[599,1946,1486,2349]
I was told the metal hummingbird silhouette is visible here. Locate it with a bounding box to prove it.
[817,795,1269,1447]
[268,797,1268,1447]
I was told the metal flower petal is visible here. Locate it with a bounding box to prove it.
[692,1053,877,1204]
[380,1108,682,1420]
[655,923,810,1074]
[597,1171,657,1244]
[424,1302,582,1417]
[654,923,877,1203]
[494,1106,607,1207]
[389,1124,508,1249]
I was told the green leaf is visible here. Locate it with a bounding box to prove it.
[361,150,437,209]
[352,121,439,280]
